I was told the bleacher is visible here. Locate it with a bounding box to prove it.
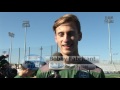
[94,61,120,73]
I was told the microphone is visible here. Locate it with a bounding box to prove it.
[49,52,64,70]
[49,52,64,78]
[50,52,63,60]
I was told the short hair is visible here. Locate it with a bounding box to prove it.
[53,14,81,34]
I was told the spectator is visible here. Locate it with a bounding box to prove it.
[14,61,38,78]
[0,59,17,78]
[0,54,9,61]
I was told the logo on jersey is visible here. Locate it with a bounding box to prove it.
[79,70,89,78]
[49,61,65,70]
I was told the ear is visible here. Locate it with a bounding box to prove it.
[78,32,82,41]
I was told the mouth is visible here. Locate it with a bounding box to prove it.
[62,44,73,49]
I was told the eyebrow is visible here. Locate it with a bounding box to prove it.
[58,30,75,33]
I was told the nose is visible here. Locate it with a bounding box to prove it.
[63,34,70,43]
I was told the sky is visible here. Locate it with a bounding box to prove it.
[0,12,120,63]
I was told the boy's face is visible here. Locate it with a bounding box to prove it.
[55,22,81,56]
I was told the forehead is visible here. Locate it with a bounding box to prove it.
[56,23,77,33]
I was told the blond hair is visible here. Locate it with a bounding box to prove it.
[53,14,81,34]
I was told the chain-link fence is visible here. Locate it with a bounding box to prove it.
[0,44,58,64]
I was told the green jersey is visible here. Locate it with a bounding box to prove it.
[36,58,105,78]
[14,75,22,78]
[14,75,31,78]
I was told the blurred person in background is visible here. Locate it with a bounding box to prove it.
[0,54,9,61]
[0,59,17,78]
[14,61,38,78]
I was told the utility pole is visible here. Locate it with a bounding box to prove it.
[29,47,30,60]
[40,46,43,61]
[8,48,10,62]
[18,48,20,69]
[51,45,53,56]
[8,32,15,64]
[104,16,114,64]
[57,44,58,52]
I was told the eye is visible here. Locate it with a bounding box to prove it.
[58,32,64,37]
[68,31,75,36]
[68,32,72,36]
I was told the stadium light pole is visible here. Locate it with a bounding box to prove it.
[8,32,15,64]
[22,21,30,61]
[104,16,114,64]
[39,46,43,67]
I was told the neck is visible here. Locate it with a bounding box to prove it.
[61,50,80,57]
[61,51,80,64]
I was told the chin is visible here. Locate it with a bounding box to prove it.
[63,50,73,56]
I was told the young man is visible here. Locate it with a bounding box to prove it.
[36,14,105,78]
[14,61,38,78]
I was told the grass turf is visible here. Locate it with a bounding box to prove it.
[105,74,120,78]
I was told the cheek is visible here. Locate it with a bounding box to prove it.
[71,36,79,45]
[71,36,75,40]
[73,35,80,41]
[55,36,60,43]
[71,36,77,42]
[56,37,62,43]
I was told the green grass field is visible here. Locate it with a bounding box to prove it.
[105,74,120,78]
